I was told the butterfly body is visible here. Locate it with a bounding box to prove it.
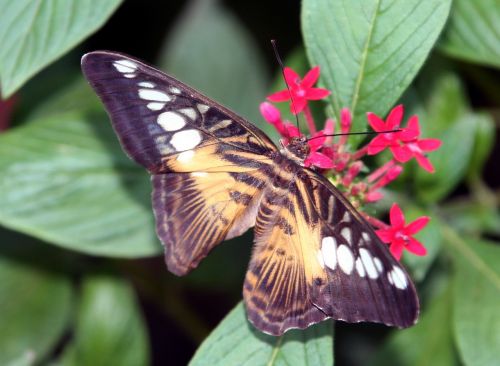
[82,51,419,336]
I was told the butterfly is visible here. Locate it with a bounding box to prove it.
[81,51,419,336]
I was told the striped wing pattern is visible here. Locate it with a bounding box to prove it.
[244,160,418,335]
[82,51,419,336]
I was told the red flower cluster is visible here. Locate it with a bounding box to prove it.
[261,66,440,260]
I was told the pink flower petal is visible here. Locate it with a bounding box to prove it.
[406,238,427,256]
[283,122,301,138]
[308,132,326,152]
[305,152,334,169]
[283,67,300,86]
[268,90,291,102]
[302,66,320,88]
[367,112,386,131]
[418,138,441,151]
[260,102,281,123]
[390,203,405,227]
[405,115,420,135]
[386,105,404,129]
[390,242,404,260]
[414,153,435,173]
[390,145,413,162]
[341,108,352,131]
[305,88,331,100]
[406,216,430,235]
[367,135,389,155]
[366,190,384,202]
[290,97,307,114]
[376,229,393,243]
[398,126,419,141]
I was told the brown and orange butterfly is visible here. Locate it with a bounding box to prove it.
[82,51,419,336]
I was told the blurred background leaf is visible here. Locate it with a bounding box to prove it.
[60,275,149,366]
[302,0,451,145]
[439,0,500,68]
[0,109,159,257]
[0,231,73,365]
[0,0,122,98]
[190,302,333,366]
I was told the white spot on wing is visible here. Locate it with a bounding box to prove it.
[391,266,408,289]
[138,81,155,88]
[340,227,352,244]
[113,59,137,73]
[124,73,136,78]
[178,108,197,120]
[362,232,370,242]
[321,236,337,270]
[337,245,354,274]
[191,172,208,177]
[197,104,209,114]
[147,102,165,111]
[170,86,181,94]
[170,129,202,151]
[342,211,351,223]
[157,112,186,131]
[374,257,383,273]
[359,248,378,279]
[138,89,171,102]
[355,258,366,277]
[177,150,194,163]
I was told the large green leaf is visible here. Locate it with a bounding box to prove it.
[443,229,500,366]
[159,0,270,136]
[302,0,451,145]
[65,275,149,366]
[439,0,500,68]
[0,233,73,365]
[190,302,333,366]
[0,110,160,257]
[0,0,122,98]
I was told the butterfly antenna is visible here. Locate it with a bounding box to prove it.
[271,40,300,130]
[307,129,402,142]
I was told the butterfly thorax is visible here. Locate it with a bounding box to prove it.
[280,136,310,166]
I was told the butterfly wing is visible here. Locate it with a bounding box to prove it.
[244,168,419,335]
[81,51,277,274]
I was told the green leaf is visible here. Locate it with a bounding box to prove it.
[0,0,122,98]
[405,67,478,203]
[302,0,451,145]
[0,111,160,257]
[159,0,270,136]
[467,112,495,181]
[439,0,500,68]
[66,275,149,366]
[190,302,333,366]
[0,233,73,365]
[443,230,500,366]
[371,284,458,366]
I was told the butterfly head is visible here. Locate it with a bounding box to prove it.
[281,136,310,164]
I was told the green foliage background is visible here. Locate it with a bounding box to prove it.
[0,0,499,365]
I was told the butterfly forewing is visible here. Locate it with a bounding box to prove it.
[82,51,419,336]
[82,51,277,275]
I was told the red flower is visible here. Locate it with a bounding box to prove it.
[268,66,330,114]
[366,105,441,172]
[366,105,410,161]
[376,203,429,260]
[260,102,300,140]
[399,117,441,173]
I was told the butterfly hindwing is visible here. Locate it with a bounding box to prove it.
[244,168,418,335]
